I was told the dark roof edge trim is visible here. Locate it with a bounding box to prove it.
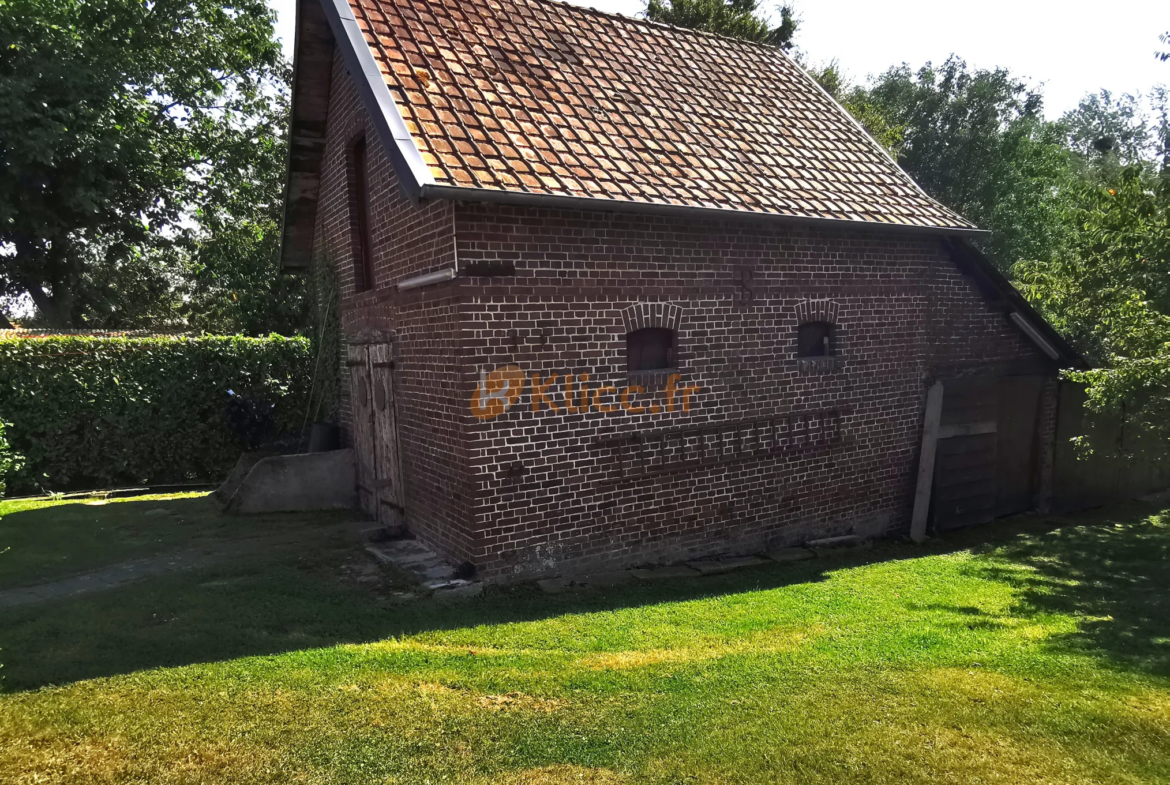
[420,184,991,238]
[319,0,433,198]
[944,238,1087,369]
[277,0,306,270]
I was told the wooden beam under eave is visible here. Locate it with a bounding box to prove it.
[279,0,337,271]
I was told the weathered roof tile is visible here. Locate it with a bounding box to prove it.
[349,0,975,230]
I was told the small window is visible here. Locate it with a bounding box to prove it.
[627,327,675,372]
[798,321,832,357]
[350,137,374,291]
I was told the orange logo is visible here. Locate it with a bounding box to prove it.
[471,364,526,420]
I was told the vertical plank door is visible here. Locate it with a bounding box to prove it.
[369,342,405,528]
[346,343,378,519]
[994,375,1045,517]
[932,376,998,531]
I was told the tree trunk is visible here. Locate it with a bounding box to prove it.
[15,239,77,328]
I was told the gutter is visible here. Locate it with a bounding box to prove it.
[418,184,991,239]
[397,268,456,291]
[944,238,1085,368]
[1010,311,1061,361]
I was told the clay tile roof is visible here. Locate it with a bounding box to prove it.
[337,0,978,232]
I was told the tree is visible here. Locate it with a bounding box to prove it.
[1158,31,1169,62]
[0,0,284,328]
[644,0,797,49]
[1063,90,1151,167]
[181,71,308,336]
[1014,168,1170,459]
[863,57,1075,271]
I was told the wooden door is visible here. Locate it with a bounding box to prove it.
[931,374,1046,531]
[995,375,1045,517]
[932,377,998,531]
[368,342,404,528]
[347,343,378,519]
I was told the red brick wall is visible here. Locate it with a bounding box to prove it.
[313,51,475,563]
[314,53,1058,580]
[452,203,1054,579]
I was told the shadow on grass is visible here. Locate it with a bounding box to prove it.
[0,497,1166,692]
[975,502,1170,678]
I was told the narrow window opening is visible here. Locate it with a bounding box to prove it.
[797,321,832,357]
[350,137,374,291]
[627,327,675,372]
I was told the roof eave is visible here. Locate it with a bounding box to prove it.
[944,238,1087,369]
[419,184,989,239]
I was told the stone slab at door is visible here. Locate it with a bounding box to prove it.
[368,342,404,529]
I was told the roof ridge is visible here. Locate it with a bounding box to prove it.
[517,0,790,55]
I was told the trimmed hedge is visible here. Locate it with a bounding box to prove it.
[0,335,313,494]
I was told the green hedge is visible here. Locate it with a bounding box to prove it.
[0,335,313,494]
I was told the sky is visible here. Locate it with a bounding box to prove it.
[270,0,1168,119]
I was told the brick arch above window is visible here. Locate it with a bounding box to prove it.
[794,299,840,326]
[620,302,684,335]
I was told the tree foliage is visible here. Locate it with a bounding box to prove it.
[1064,90,1151,164]
[180,74,307,336]
[0,0,285,329]
[860,58,1074,272]
[644,0,797,49]
[1062,89,1170,178]
[1015,169,1170,458]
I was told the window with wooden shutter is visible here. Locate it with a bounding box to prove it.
[627,327,675,372]
[350,137,374,291]
[797,321,832,357]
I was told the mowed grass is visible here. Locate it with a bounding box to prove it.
[0,493,360,590]
[0,496,1168,784]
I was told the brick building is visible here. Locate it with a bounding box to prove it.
[280,0,1081,580]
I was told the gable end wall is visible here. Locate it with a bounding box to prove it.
[313,49,473,563]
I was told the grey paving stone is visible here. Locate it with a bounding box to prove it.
[537,570,634,594]
[766,547,815,563]
[432,581,483,600]
[686,556,771,575]
[536,578,570,594]
[630,565,701,581]
[579,570,636,587]
[805,535,860,549]
[811,540,872,558]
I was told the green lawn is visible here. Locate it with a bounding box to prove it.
[0,495,1168,784]
[0,492,358,590]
